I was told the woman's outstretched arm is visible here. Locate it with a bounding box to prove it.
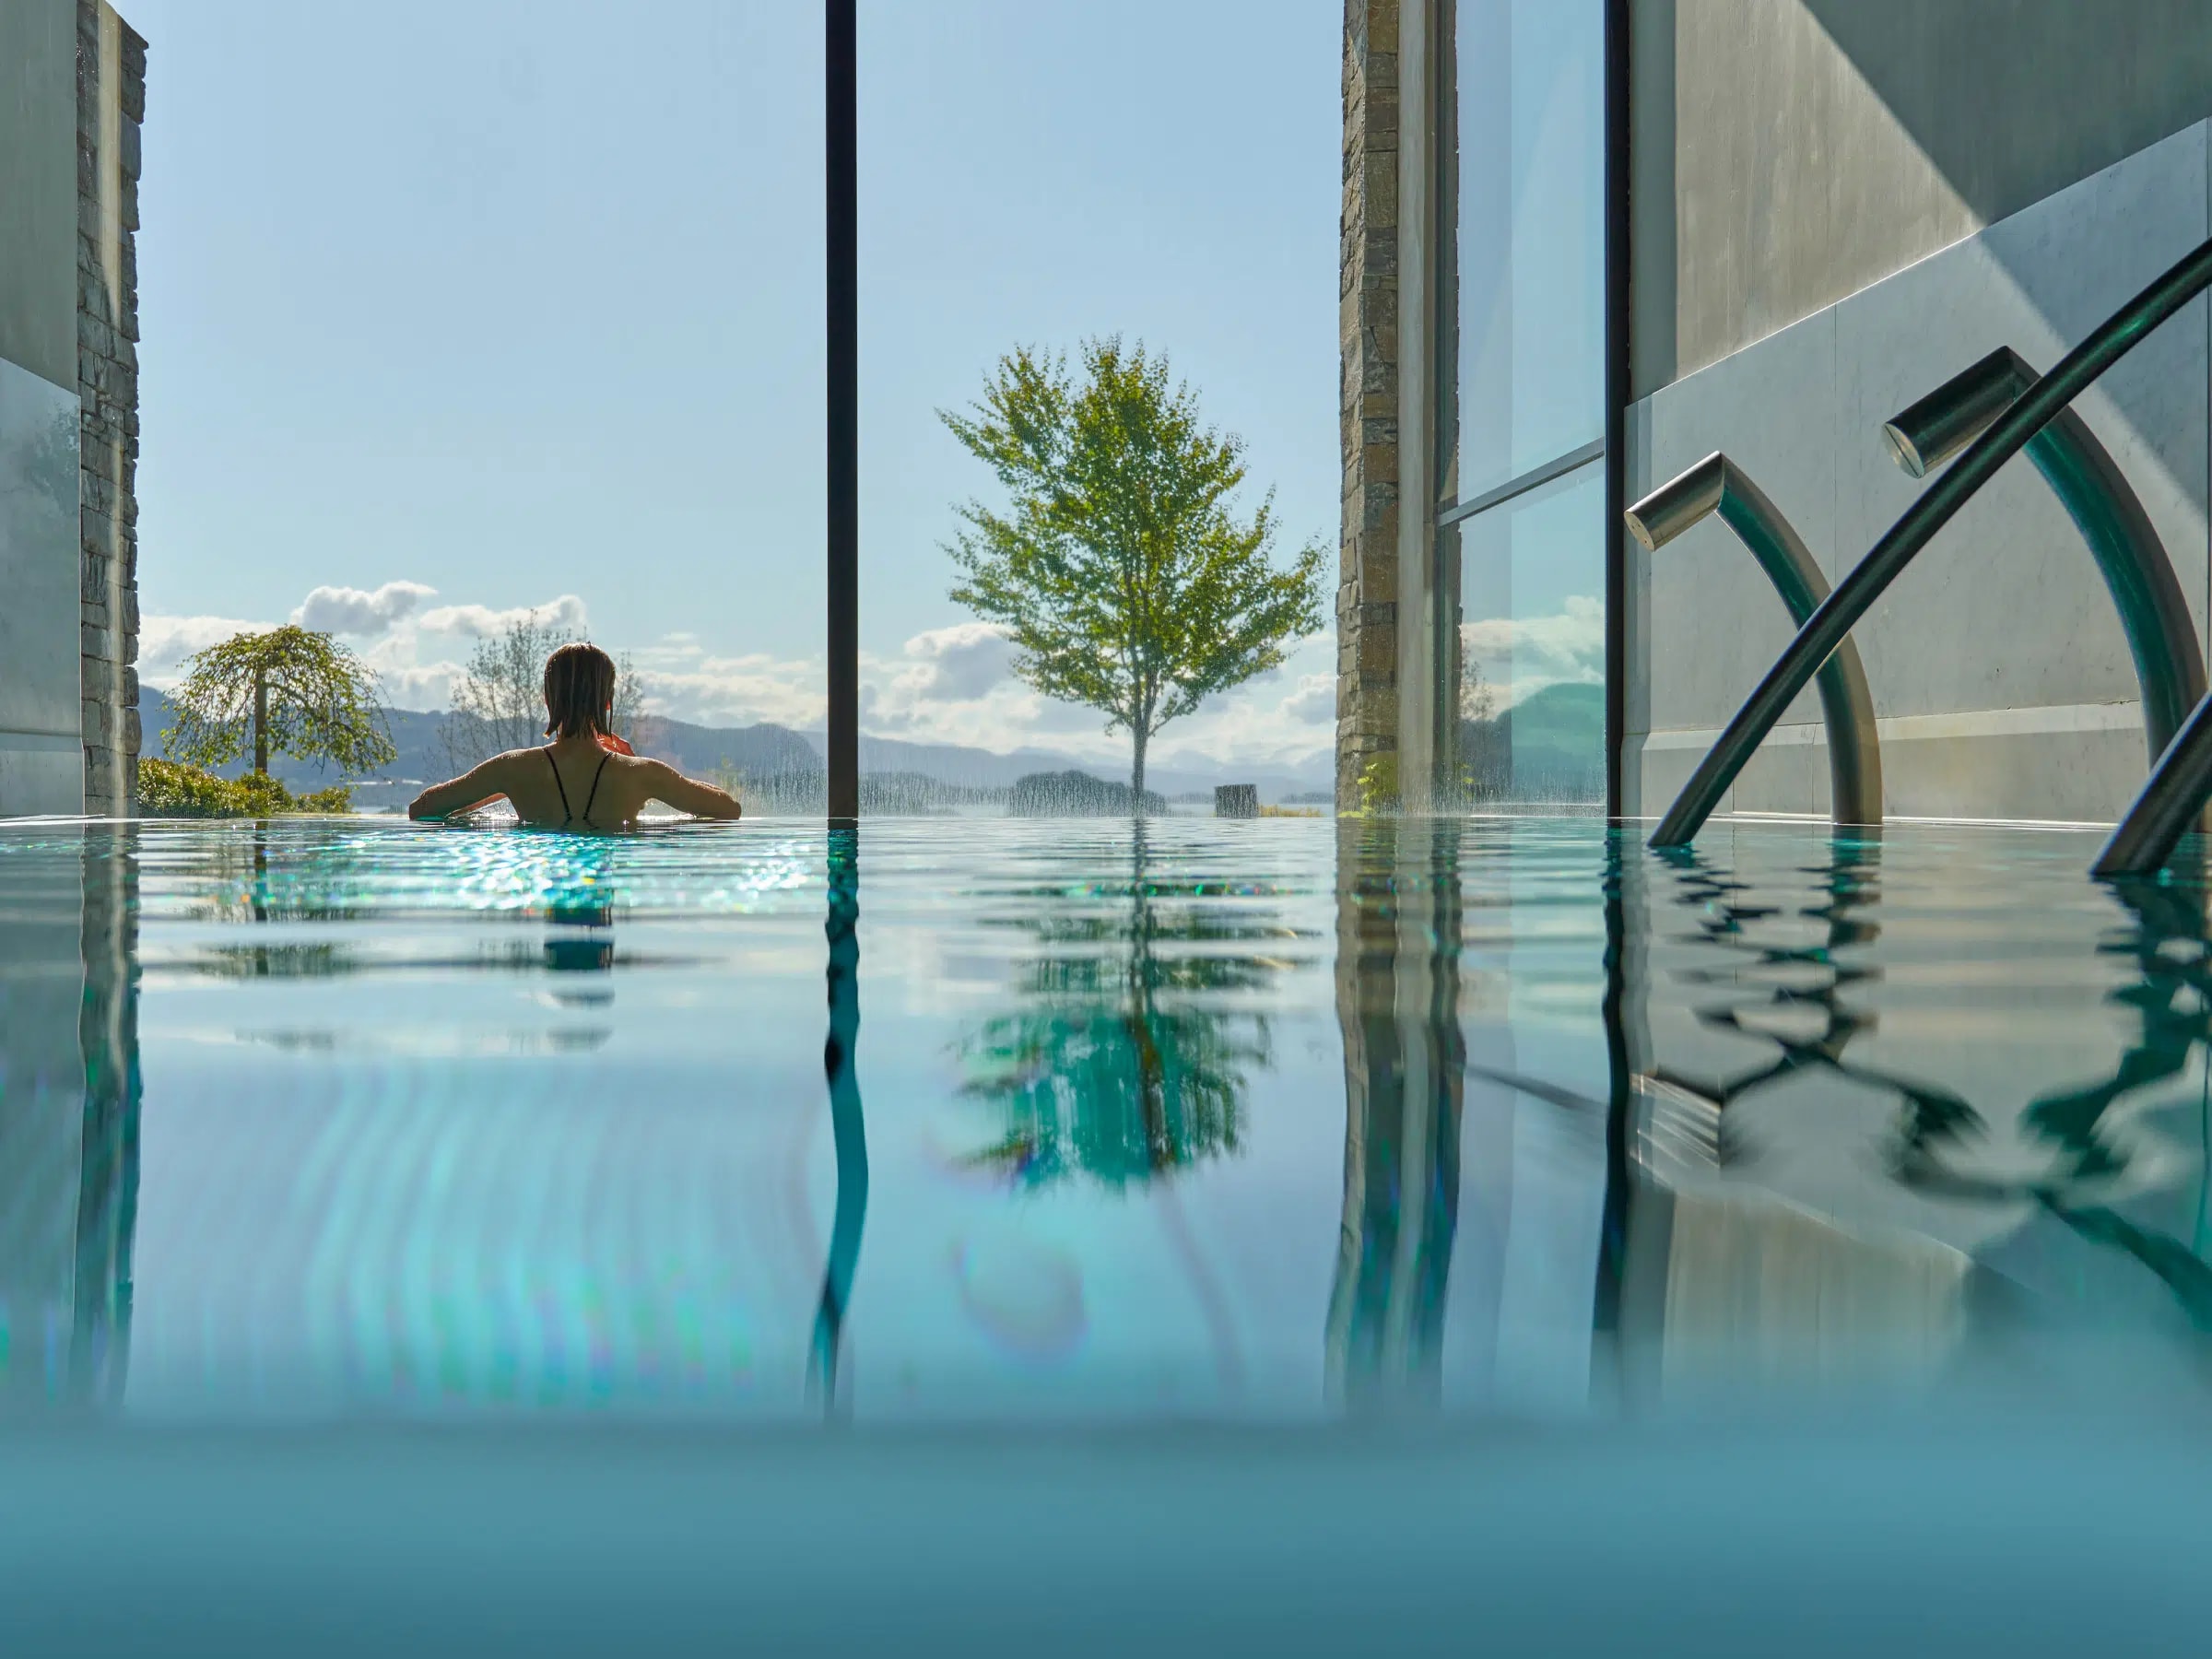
[641,760,743,820]
[410,757,511,821]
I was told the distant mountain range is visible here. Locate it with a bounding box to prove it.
[139,689,1333,811]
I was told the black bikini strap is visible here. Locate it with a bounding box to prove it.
[582,750,612,826]
[544,747,574,825]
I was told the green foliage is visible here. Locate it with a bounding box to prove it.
[136,757,352,818]
[957,835,1304,1189]
[1347,750,1399,818]
[439,617,644,771]
[164,625,395,779]
[941,338,1326,796]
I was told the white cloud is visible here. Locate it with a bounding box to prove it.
[142,582,584,706]
[139,582,1346,781]
[1144,631,1337,774]
[633,649,827,731]
[1279,672,1335,725]
[350,628,469,710]
[290,580,437,638]
[418,594,590,640]
[138,613,266,681]
[1460,594,1604,707]
[900,622,1018,702]
[847,625,1338,773]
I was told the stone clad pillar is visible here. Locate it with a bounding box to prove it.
[1337,0,1401,807]
[76,1,147,818]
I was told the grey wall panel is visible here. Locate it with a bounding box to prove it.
[0,837,88,1384]
[1626,0,1678,399]
[1626,307,1836,743]
[0,0,80,392]
[0,355,87,817]
[1628,120,2212,827]
[1835,122,2209,725]
[0,738,87,820]
[1634,0,2212,400]
[1628,729,1834,825]
[1875,723,2150,827]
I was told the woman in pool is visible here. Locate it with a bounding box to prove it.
[408,642,743,829]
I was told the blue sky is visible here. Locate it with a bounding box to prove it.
[123,0,1346,773]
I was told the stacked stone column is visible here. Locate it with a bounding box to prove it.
[1337,0,1400,807]
[76,1,146,817]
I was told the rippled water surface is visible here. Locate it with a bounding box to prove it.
[6,815,2209,1422]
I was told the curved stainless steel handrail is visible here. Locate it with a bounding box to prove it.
[1885,346,2205,761]
[1626,453,1882,827]
[2095,700,2212,876]
[1650,235,2212,849]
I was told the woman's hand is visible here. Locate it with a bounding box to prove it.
[409,758,509,821]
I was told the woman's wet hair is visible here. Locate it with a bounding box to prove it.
[543,642,618,740]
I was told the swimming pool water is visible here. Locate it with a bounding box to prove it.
[4,815,2208,1423]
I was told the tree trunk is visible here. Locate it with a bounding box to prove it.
[1125,826,1168,1171]
[1130,725,1147,816]
[253,669,269,776]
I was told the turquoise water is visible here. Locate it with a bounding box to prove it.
[5,815,2209,1422]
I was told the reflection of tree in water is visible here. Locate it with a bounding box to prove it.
[169,825,626,986]
[157,824,622,1052]
[163,822,371,979]
[1652,844,2212,1329]
[0,830,141,1411]
[959,830,1302,1189]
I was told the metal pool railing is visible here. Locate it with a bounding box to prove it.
[1642,235,2212,862]
[1626,453,1883,830]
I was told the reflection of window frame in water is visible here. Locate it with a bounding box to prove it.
[0,830,142,1414]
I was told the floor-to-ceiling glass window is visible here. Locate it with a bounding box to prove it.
[1441,0,1608,808]
[840,0,1352,1419]
[120,0,833,1418]
[854,2,1339,819]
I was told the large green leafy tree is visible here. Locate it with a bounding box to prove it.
[165,625,396,780]
[942,338,1326,802]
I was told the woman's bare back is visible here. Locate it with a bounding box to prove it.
[409,738,743,828]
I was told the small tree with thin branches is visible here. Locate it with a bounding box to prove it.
[941,338,1325,805]
[437,618,645,771]
[165,625,396,781]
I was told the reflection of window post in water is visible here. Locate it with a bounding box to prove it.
[1325,818,1465,1410]
[809,827,868,1417]
[1592,835,1652,1404]
[76,830,141,1407]
[0,830,140,1412]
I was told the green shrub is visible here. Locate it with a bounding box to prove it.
[292,783,355,814]
[1345,751,1398,818]
[136,758,237,817]
[136,758,352,818]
